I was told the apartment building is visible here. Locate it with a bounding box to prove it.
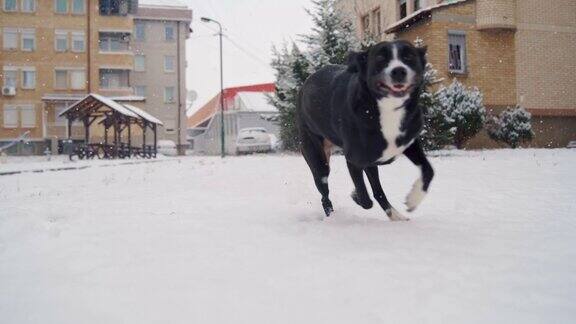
[0,0,191,155]
[132,3,191,154]
[337,0,576,148]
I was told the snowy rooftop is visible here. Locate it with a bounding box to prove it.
[235,92,277,113]
[138,0,188,8]
[385,0,469,33]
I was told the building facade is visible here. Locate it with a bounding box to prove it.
[0,0,191,155]
[337,0,576,148]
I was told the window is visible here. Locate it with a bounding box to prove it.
[448,31,466,73]
[72,0,84,13]
[3,28,18,50]
[361,14,370,39]
[99,32,130,52]
[21,28,35,51]
[21,68,35,89]
[414,0,422,11]
[54,103,68,126]
[54,70,67,89]
[71,31,85,52]
[55,30,68,52]
[134,85,146,97]
[164,86,175,103]
[164,55,175,72]
[21,105,35,127]
[70,70,86,89]
[21,0,35,12]
[99,0,129,16]
[55,0,68,13]
[3,69,17,87]
[99,69,129,88]
[3,106,18,128]
[134,55,146,72]
[3,0,16,11]
[371,8,381,37]
[399,0,407,19]
[164,24,175,41]
[134,22,145,41]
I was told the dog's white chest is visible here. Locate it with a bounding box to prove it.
[377,96,410,162]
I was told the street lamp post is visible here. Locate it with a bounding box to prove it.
[201,17,225,158]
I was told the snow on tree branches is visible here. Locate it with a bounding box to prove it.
[487,106,534,148]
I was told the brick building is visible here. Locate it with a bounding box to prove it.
[337,0,576,148]
[0,0,191,155]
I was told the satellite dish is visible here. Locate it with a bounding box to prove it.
[187,90,198,103]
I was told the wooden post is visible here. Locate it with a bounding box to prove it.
[84,116,89,144]
[128,122,132,156]
[153,124,157,155]
[67,116,72,139]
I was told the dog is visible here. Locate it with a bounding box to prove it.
[296,40,434,221]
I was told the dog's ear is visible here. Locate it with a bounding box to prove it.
[346,50,368,74]
[417,46,427,68]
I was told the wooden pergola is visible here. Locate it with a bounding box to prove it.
[59,93,163,159]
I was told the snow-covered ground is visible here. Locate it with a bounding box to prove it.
[1,149,575,324]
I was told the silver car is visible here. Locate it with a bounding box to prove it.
[236,127,273,154]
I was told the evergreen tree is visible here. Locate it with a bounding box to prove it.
[268,43,310,151]
[435,79,487,148]
[487,106,534,148]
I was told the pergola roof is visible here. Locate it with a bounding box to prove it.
[123,104,164,125]
[59,93,162,125]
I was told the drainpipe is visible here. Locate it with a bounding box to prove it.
[87,0,91,93]
[176,20,183,155]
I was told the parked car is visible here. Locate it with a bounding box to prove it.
[236,127,273,154]
[157,140,178,156]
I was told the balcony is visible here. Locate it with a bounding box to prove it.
[99,32,131,53]
[476,0,516,30]
[99,0,136,16]
[99,68,133,96]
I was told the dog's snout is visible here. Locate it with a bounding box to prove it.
[391,67,407,83]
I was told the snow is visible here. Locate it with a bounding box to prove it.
[236,92,278,112]
[138,0,187,8]
[1,149,575,323]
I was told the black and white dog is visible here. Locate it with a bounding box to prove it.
[296,40,434,221]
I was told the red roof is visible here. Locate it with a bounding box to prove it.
[187,83,275,128]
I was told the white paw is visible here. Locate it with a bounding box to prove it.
[387,208,409,221]
[405,178,426,212]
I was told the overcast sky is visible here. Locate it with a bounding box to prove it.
[168,0,315,114]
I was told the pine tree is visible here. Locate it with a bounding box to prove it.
[487,106,534,148]
[268,43,310,151]
[300,0,359,70]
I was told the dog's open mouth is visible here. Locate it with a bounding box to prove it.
[377,81,413,98]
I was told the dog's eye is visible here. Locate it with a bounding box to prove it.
[402,52,415,61]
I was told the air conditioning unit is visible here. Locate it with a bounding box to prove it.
[2,86,16,96]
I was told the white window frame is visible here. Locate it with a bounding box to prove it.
[164,86,175,103]
[54,0,68,14]
[55,30,68,52]
[3,67,18,87]
[134,54,146,72]
[21,28,35,51]
[448,30,467,74]
[134,85,146,97]
[69,69,86,90]
[164,55,175,72]
[3,27,18,50]
[134,22,145,41]
[54,69,68,89]
[21,67,36,89]
[3,0,17,12]
[20,104,36,128]
[71,0,84,14]
[71,31,85,52]
[21,0,35,12]
[164,24,175,41]
[3,105,18,128]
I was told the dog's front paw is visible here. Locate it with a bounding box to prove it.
[351,190,373,209]
[386,208,409,221]
[405,178,426,212]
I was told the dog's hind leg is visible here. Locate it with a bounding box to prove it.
[365,166,409,221]
[301,131,333,216]
[347,161,373,209]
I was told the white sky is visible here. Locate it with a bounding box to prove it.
[178,0,314,114]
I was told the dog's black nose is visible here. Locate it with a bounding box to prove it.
[391,67,407,83]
